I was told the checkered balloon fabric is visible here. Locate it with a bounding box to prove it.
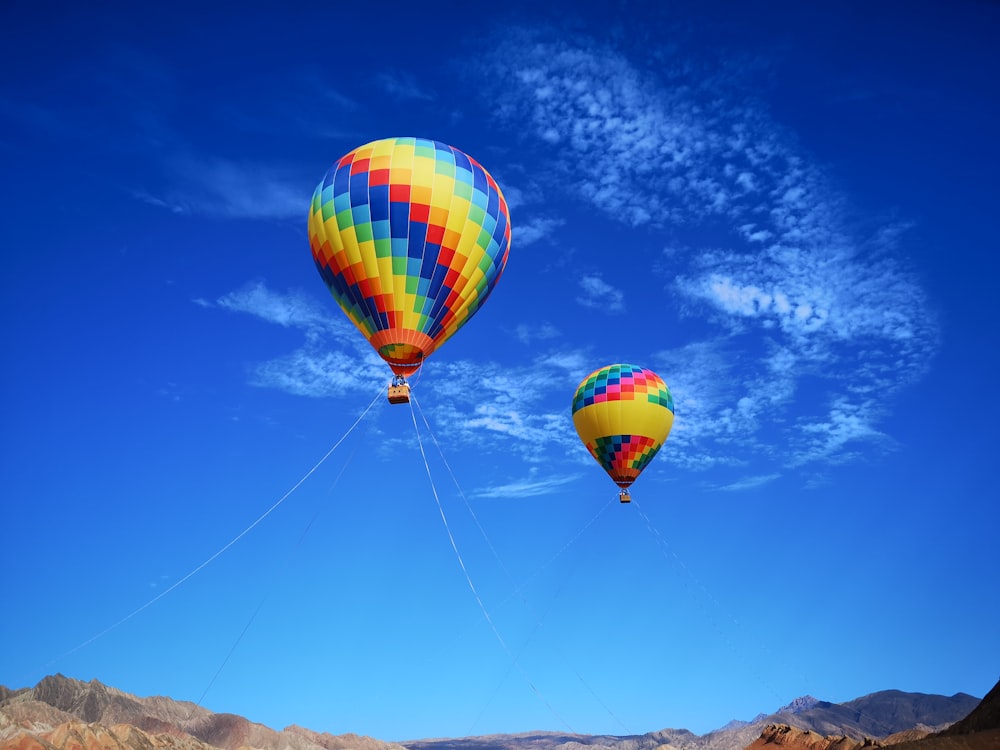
[308,137,512,376]
[572,364,675,489]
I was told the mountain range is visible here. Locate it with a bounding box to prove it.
[1,675,996,750]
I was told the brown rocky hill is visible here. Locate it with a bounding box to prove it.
[0,675,406,750]
[0,720,220,750]
[743,724,877,750]
[1,675,994,750]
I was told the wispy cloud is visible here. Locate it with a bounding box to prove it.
[515,216,565,247]
[3,50,340,221]
[679,224,932,360]
[791,397,893,466]
[203,283,384,397]
[205,284,581,467]
[419,358,580,463]
[713,473,781,492]
[513,323,560,345]
[650,340,761,471]
[478,27,938,473]
[577,275,625,312]
[213,282,344,334]
[132,189,187,214]
[199,26,937,483]
[138,157,310,220]
[249,347,386,398]
[479,30,775,228]
[375,71,434,101]
[474,474,581,499]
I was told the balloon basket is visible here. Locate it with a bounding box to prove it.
[618,489,631,503]
[388,383,411,405]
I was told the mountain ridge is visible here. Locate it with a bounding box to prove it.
[0,676,405,750]
[0,675,993,750]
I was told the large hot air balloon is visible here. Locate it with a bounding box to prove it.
[308,137,512,403]
[572,364,675,503]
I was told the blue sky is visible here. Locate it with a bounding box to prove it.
[2,0,998,743]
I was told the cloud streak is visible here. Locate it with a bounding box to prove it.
[714,473,781,492]
[473,474,581,499]
[576,275,625,312]
[477,26,938,476]
[198,28,939,487]
[139,157,311,220]
[213,282,352,335]
[204,283,385,397]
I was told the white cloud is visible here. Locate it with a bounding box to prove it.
[211,280,895,486]
[513,323,560,345]
[419,359,579,463]
[140,157,310,220]
[537,350,596,378]
[463,403,552,442]
[577,275,625,312]
[483,32,796,229]
[200,24,939,480]
[474,474,580,499]
[515,216,566,247]
[715,473,781,492]
[791,398,892,466]
[214,282,346,334]
[205,283,384,398]
[478,29,938,471]
[132,188,186,214]
[375,71,434,101]
[685,272,831,335]
[249,347,385,399]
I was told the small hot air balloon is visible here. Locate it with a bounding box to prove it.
[308,137,512,404]
[572,364,675,503]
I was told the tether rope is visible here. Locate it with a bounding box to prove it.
[633,498,786,704]
[38,385,385,674]
[195,434,366,708]
[412,397,635,732]
[414,398,632,732]
[407,392,575,733]
[413,401,614,611]
[635,497,904,735]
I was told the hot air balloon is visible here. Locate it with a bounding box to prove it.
[571,364,674,503]
[308,137,512,404]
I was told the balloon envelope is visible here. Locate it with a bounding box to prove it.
[572,364,675,489]
[308,137,511,377]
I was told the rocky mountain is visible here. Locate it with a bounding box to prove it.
[884,678,1000,750]
[724,682,1000,750]
[401,687,985,750]
[780,698,822,716]
[757,690,982,740]
[939,680,1000,737]
[0,675,406,750]
[1,675,995,750]
[743,723,877,750]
